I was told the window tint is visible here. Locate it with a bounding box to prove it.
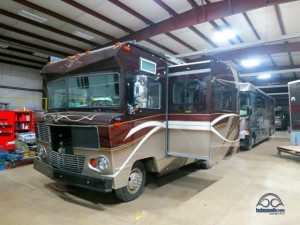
[173,80,201,104]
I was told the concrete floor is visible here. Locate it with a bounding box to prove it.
[1,131,300,225]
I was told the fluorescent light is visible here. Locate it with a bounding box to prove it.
[241,59,260,68]
[258,74,271,79]
[213,29,236,42]
[0,43,8,49]
[72,31,94,40]
[33,52,48,58]
[18,10,47,23]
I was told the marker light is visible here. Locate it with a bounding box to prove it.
[123,45,131,52]
[91,159,97,167]
[114,122,121,127]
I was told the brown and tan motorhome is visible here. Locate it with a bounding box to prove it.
[34,41,240,201]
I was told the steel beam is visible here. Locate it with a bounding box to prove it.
[240,68,300,77]
[0,35,69,57]
[0,23,85,52]
[176,32,300,58]
[0,9,98,46]
[116,0,297,43]
[0,59,42,70]
[13,0,116,41]
[268,92,289,95]
[256,84,288,88]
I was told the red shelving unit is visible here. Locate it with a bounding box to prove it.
[0,111,32,151]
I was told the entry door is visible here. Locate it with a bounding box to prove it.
[165,60,214,160]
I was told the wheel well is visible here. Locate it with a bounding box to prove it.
[140,157,157,173]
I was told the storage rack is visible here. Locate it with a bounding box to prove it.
[0,111,33,151]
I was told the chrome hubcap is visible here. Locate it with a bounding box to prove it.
[127,168,143,194]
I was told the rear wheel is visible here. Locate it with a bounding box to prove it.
[115,161,146,202]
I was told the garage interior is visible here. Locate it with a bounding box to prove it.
[0,0,300,224]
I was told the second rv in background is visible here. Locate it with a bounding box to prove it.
[239,83,275,150]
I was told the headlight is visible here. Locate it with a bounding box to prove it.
[239,130,250,139]
[97,157,109,173]
[90,156,109,173]
[240,130,250,135]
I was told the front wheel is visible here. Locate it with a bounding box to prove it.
[195,160,212,169]
[115,161,146,202]
[245,136,255,151]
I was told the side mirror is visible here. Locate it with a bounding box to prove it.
[127,104,140,114]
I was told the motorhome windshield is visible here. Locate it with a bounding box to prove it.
[275,110,283,119]
[240,92,250,116]
[48,73,120,109]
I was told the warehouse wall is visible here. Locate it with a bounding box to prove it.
[0,62,43,110]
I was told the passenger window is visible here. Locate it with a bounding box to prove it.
[126,74,161,110]
[213,82,237,112]
[173,80,201,104]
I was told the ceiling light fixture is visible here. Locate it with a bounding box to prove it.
[33,52,49,58]
[258,74,271,79]
[72,31,94,40]
[241,59,261,68]
[18,10,47,23]
[0,43,8,49]
[213,29,236,42]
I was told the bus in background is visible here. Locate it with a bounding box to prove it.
[239,83,275,150]
[275,107,290,130]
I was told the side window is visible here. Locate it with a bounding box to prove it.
[126,74,161,110]
[213,82,237,112]
[173,80,201,104]
[48,79,67,108]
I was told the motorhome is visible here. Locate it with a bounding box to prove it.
[239,83,275,150]
[34,41,240,201]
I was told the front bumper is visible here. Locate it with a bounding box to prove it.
[34,159,113,193]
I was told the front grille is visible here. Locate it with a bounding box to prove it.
[48,150,85,174]
[37,123,51,143]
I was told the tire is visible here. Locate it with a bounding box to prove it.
[245,136,255,151]
[195,160,212,170]
[115,161,146,202]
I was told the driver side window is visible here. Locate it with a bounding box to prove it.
[126,74,161,110]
